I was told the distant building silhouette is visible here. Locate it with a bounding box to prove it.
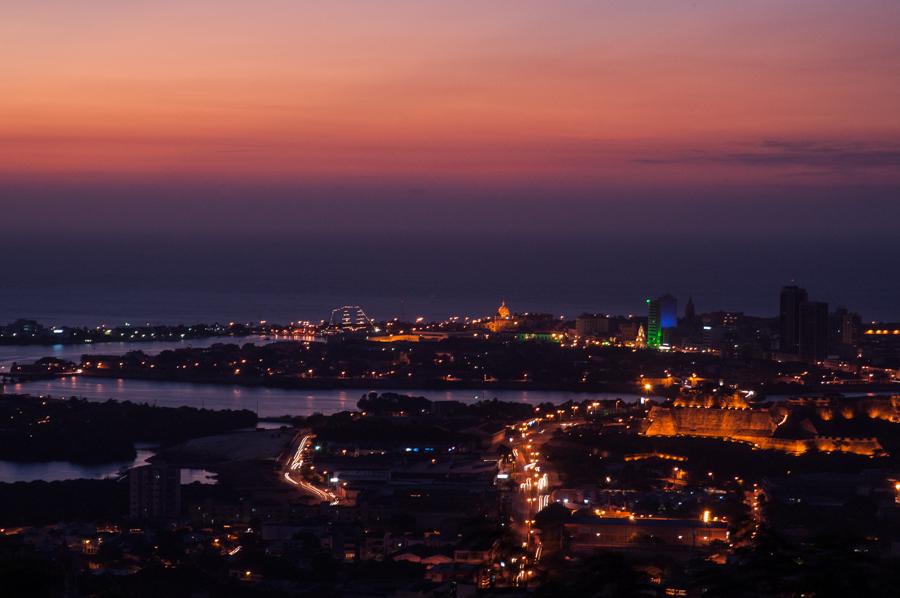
[684,296,696,322]
[575,313,610,338]
[799,301,829,361]
[831,307,861,348]
[779,285,808,353]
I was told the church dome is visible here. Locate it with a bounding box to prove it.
[497,301,511,319]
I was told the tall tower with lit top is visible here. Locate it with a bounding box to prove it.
[647,294,677,349]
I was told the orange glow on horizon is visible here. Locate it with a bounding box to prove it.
[3,2,900,185]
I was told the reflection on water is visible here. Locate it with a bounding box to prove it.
[0,448,220,485]
[1,336,645,417]
[255,421,291,430]
[2,377,643,418]
[0,448,155,483]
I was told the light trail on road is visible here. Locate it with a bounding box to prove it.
[283,433,340,505]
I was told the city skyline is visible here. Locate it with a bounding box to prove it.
[0,279,897,329]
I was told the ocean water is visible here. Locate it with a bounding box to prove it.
[1,234,898,326]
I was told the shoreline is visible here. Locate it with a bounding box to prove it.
[0,333,251,349]
[71,369,644,394]
[52,370,900,398]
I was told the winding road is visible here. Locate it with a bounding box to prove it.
[282,433,341,505]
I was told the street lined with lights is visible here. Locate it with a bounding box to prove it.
[282,433,341,505]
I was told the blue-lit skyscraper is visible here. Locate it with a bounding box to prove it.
[647,294,677,348]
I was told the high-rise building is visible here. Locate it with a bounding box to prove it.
[779,285,808,353]
[129,464,181,520]
[798,301,829,361]
[684,296,696,322]
[647,294,677,348]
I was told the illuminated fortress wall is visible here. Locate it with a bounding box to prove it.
[644,406,885,457]
[645,406,777,440]
[752,436,883,456]
[860,396,900,423]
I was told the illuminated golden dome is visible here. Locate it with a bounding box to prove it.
[497,301,511,319]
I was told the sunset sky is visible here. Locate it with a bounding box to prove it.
[3,1,900,321]
[4,1,900,187]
